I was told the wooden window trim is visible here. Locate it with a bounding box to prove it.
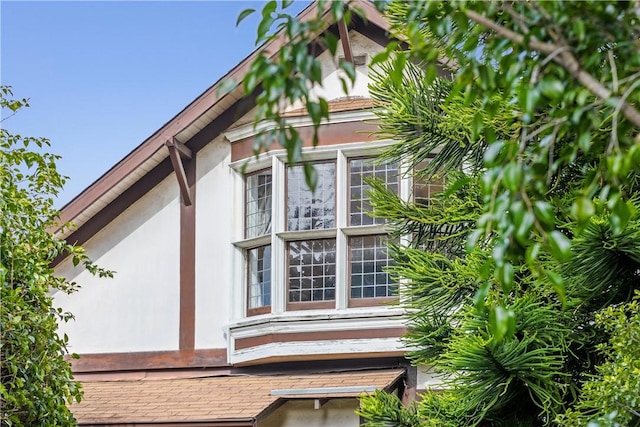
[348,296,396,308]
[247,305,271,317]
[286,300,336,311]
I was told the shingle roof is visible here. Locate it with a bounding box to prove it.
[72,369,404,425]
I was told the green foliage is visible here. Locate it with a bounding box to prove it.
[241,1,640,425]
[236,0,365,171]
[557,292,640,427]
[358,391,420,427]
[1,86,112,426]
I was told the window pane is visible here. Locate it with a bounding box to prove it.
[288,239,336,303]
[246,170,272,238]
[287,163,335,231]
[350,235,396,299]
[247,245,271,309]
[413,160,444,206]
[349,158,399,226]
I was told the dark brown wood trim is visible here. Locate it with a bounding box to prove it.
[231,120,379,162]
[52,91,259,267]
[233,351,406,367]
[247,306,271,317]
[80,420,255,427]
[167,141,193,206]
[168,137,193,160]
[338,18,353,63]
[52,4,392,265]
[69,348,228,373]
[232,356,408,374]
[234,327,406,351]
[179,155,196,350]
[347,297,396,308]
[56,0,362,231]
[286,301,336,311]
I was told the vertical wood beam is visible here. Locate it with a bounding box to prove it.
[338,19,353,63]
[179,154,196,350]
[401,366,417,405]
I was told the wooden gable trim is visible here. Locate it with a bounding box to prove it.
[166,138,194,206]
[56,2,392,244]
[57,0,389,235]
[179,152,196,350]
[70,348,228,373]
[338,18,353,63]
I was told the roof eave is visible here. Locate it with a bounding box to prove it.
[56,0,389,237]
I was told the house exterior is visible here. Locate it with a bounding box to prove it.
[52,2,439,425]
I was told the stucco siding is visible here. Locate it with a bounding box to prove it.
[194,136,234,349]
[54,175,181,354]
[259,399,360,427]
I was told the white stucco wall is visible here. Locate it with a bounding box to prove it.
[54,175,181,354]
[286,30,385,111]
[259,399,360,427]
[194,136,235,349]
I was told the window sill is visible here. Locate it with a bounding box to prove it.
[229,305,406,329]
[227,306,408,365]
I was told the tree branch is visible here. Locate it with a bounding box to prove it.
[465,9,640,129]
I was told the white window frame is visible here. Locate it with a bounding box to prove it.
[231,140,412,319]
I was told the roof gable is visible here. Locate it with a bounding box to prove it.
[54,0,390,254]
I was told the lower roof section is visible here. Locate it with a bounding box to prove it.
[72,368,404,426]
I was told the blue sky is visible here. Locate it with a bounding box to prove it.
[1,1,308,206]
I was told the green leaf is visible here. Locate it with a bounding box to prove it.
[256,15,275,44]
[610,198,632,235]
[390,53,407,86]
[262,0,277,18]
[324,32,339,56]
[471,111,484,141]
[495,262,514,293]
[217,78,238,97]
[473,282,491,310]
[534,200,555,229]
[340,60,356,84]
[502,162,522,192]
[303,162,318,192]
[489,305,516,343]
[571,197,595,225]
[548,230,572,261]
[236,8,256,27]
[539,78,564,100]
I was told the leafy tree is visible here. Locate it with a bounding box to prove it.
[238,0,640,424]
[357,61,640,425]
[1,86,112,426]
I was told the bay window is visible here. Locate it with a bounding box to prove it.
[238,147,403,317]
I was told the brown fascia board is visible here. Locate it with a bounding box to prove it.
[80,420,256,427]
[56,0,390,234]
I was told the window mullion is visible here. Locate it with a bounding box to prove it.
[232,169,246,320]
[398,160,412,306]
[271,156,286,314]
[336,150,348,310]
